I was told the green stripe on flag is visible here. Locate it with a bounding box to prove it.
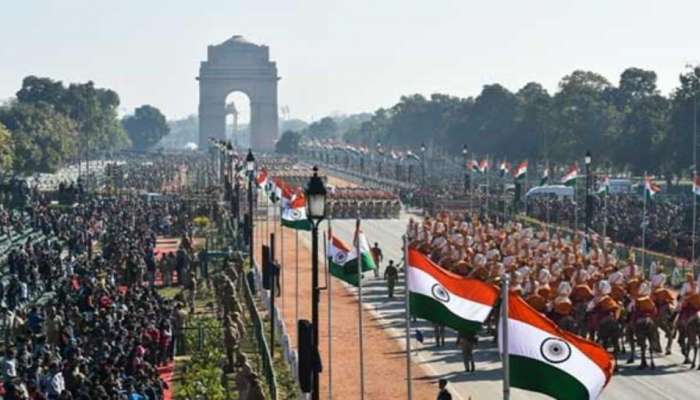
[328,254,375,286]
[510,354,589,400]
[282,219,311,231]
[409,293,483,334]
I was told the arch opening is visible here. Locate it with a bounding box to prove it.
[225,91,251,148]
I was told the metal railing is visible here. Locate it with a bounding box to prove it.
[241,269,278,399]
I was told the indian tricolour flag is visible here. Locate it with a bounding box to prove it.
[499,161,510,178]
[478,159,489,173]
[256,168,268,189]
[468,159,480,173]
[327,228,376,286]
[694,174,700,197]
[562,164,579,187]
[281,196,311,231]
[513,161,528,180]
[407,249,498,334]
[500,294,613,400]
[644,175,661,200]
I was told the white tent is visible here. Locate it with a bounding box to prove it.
[526,185,574,199]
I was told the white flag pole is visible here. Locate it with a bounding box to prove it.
[295,229,300,324]
[642,173,648,273]
[501,273,511,400]
[324,228,332,400]
[355,217,366,400]
[404,235,413,400]
[280,220,285,311]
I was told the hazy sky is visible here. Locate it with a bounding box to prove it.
[1,0,698,122]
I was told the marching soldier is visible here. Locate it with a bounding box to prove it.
[384,259,400,298]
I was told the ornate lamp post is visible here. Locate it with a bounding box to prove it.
[305,166,327,400]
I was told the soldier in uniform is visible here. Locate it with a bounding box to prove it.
[384,259,400,298]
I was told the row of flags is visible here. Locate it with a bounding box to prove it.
[257,168,377,286]
[406,249,613,400]
[257,166,614,399]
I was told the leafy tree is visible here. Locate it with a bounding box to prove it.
[15,76,130,154]
[550,70,620,163]
[0,122,13,172]
[122,105,170,150]
[0,102,77,174]
[666,67,700,180]
[275,130,301,154]
[305,117,338,139]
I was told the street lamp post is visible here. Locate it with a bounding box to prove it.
[585,150,593,235]
[305,166,327,400]
[246,149,256,268]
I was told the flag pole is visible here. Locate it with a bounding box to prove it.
[295,229,300,324]
[403,235,413,400]
[693,89,698,276]
[280,215,285,311]
[501,273,511,400]
[324,228,333,400]
[486,156,491,218]
[355,217,366,400]
[642,173,647,274]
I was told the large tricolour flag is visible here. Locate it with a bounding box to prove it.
[407,249,498,334]
[281,195,311,231]
[499,295,613,400]
[327,228,376,286]
[562,164,579,187]
[694,174,700,197]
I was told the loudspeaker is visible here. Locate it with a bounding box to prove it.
[298,319,314,393]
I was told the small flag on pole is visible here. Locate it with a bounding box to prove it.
[562,164,579,187]
[644,175,661,200]
[513,161,528,180]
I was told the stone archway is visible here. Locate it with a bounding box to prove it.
[198,35,279,150]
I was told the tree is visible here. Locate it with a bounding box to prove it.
[275,130,301,154]
[0,102,77,174]
[304,117,338,139]
[15,77,130,155]
[122,105,170,150]
[666,67,700,180]
[611,68,668,175]
[0,122,13,172]
[550,71,620,163]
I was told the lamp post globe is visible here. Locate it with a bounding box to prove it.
[306,166,327,223]
[246,148,256,173]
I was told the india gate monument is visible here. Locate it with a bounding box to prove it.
[198,35,279,150]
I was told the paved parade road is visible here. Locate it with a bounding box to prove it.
[325,211,700,400]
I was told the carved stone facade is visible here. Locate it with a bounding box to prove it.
[198,35,279,150]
